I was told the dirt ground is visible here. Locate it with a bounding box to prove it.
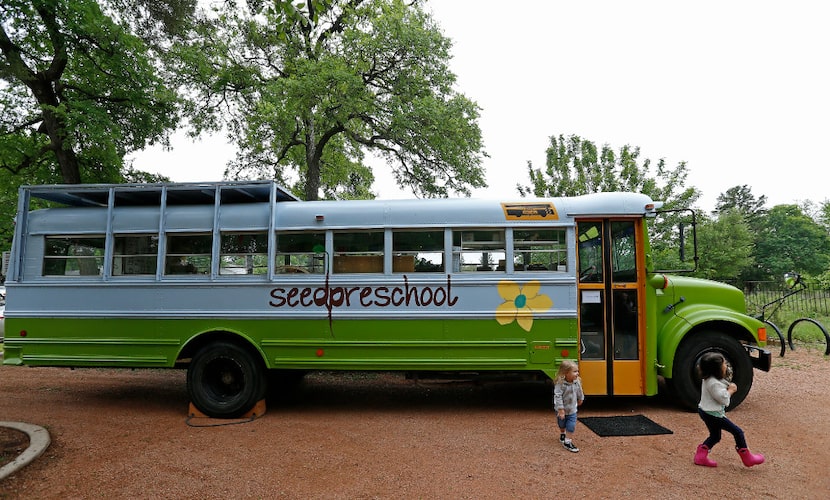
[0,344,828,499]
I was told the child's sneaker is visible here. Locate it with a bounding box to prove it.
[563,440,579,453]
[559,433,566,443]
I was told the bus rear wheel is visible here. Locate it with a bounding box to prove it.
[187,341,266,418]
[671,331,753,411]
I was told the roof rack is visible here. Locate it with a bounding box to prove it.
[22,180,300,208]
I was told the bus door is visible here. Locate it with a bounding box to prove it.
[576,219,646,396]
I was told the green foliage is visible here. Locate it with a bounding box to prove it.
[121,166,171,184]
[818,200,830,233]
[695,185,830,285]
[0,0,185,184]
[812,269,830,289]
[694,209,755,282]
[751,204,830,281]
[518,134,700,210]
[178,0,486,200]
[714,184,767,229]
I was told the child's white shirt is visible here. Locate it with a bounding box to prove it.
[699,377,730,416]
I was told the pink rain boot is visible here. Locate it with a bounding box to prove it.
[737,447,765,467]
[694,444,717,467]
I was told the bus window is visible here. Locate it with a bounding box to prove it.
[578,222,603,283]
[513,229,567,272]
[452,229,505,272]
[611,221,637,282]
[579,295,605,359]
[43,235,105,276]
[113,234,158,276]
[275,231,326,274]
[613,289,639,360]
[333,231,384,273]
[165,233,211,275]
[220,232,268,275]
[392,230,444,273]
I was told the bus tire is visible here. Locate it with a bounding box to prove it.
[187,341,267,418]
[671,331,753,411]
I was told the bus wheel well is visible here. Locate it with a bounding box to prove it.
[177,330,264,367]
[688,320,756,345]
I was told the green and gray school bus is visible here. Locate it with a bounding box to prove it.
[3,181,771,417]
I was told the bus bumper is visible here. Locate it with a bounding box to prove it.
[746,344,772,372]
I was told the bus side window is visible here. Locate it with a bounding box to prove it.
[513,228,567,272]
[113,234,158,276]
[392,230,444,273]
[43,235,105,277]
[452,230,505,272]
[220,232,268,275]
[275,231,326,274]
[165,233,211,275]
[332,231,384,273]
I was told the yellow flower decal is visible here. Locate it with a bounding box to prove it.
[496,280,553,332]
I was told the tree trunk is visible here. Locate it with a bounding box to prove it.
[304,118,320,201]
[40,106,82,184]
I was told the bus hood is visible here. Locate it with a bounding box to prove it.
[651,274,748,315]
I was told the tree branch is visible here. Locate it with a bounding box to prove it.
[34,2,69,82]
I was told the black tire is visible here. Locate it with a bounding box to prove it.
[187,341,266,418]
[671,331,754,411]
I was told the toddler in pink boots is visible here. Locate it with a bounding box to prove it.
[694,352,764,468]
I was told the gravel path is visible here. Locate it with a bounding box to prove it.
[0,345,828,498]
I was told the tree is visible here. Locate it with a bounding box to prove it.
[518,134,699,209]
[0,0,189,185]
[179,0,486,200]
[518,134,702,271]
[751,204,830,281]
[714,185,767,229]
[694,209,755,283]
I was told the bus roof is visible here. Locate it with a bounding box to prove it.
[19,181,660,227]
[22,180,300,207]
[272,191,659,229]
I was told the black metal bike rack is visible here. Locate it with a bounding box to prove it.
[756,273,829,356]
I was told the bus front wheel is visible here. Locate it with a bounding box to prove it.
[187,341,267,418]
[671,331,753,411]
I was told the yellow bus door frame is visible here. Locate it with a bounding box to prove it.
[576,218,646,397]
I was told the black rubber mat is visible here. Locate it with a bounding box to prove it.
[578,414,672,437]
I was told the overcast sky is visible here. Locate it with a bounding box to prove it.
[131,0,830,213]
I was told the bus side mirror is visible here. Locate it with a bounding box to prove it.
[652,207,698,274]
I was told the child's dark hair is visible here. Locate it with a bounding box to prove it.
[697,352,725,380]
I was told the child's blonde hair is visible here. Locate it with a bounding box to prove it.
[555,359,579,383]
